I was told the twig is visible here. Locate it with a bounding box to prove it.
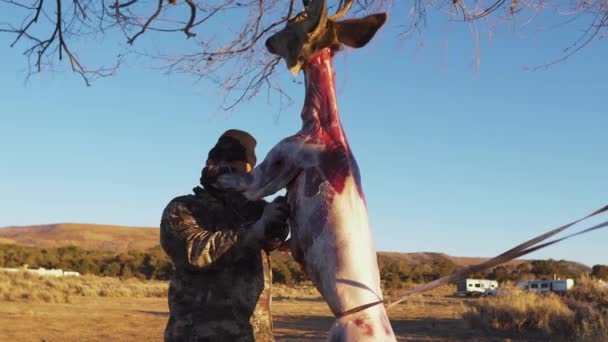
[183,0,197,38]
[127,0,162,45]
[10,0,43,47]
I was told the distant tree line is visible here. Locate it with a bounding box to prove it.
[475,259,590,284]
[378,253,456,289]
[375,256,599,289]
[0,244,172,280]
[0,244,604,286]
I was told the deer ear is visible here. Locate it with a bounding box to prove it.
[335,13,387,48]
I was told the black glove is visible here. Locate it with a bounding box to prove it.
[252,196,290,251]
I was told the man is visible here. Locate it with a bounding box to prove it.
[160,129,290,342]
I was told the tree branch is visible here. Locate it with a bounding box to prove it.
[0,0,606,109]
[127,0,163,45]
[183,0,197,38]
[10,0,43,48]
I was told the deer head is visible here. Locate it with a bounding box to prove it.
[266,0,387,75]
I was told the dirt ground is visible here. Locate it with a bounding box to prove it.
[0,288,546,342]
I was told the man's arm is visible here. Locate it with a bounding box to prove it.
[160,196,289,271]
[160,198,255,271]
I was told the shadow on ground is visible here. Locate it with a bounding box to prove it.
[273,315,550,342]
[274,297,326,302]
[137,310,169,317]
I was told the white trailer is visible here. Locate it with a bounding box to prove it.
[517,279,574,293]
[456,279,499,296]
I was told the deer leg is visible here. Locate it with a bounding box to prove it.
[217,147,302,200]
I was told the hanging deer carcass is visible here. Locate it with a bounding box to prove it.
[219,1,395,340]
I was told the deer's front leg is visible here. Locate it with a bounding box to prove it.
[217,142,302,200]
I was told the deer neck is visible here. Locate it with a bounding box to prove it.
[300,48,348,147]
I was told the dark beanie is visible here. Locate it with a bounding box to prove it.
[207,129,257,166]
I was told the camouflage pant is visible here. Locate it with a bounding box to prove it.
[164,316,274,342]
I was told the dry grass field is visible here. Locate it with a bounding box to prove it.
[1,295,531,342]
[0,272,550,342]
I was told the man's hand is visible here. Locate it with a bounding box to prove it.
[250,196,290,251]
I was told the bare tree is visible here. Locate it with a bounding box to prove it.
[1,0,606,108]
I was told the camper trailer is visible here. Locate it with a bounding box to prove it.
[517,279,574,293]
[456,279,499,296]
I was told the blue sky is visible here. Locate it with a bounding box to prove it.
[0,4,606,267]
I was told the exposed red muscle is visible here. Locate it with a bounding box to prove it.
[300,49,365,199]
[364,323,374,336]
[319,144,350,194]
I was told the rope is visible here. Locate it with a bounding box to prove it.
[384,204,608,310]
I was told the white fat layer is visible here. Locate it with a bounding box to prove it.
[291,175,383,315]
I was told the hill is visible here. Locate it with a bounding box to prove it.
[0,223,592,274]
[380,251,526,267]
[0,223,159,253]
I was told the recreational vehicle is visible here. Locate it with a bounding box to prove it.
[517,279,574,293]
[456,279,499,296]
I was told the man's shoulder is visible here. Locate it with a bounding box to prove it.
[162,189,221,215]
[164,194,196,210]
[160,194,206,232]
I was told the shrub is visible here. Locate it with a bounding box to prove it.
[464,278,608,340]
[591,265,608,281]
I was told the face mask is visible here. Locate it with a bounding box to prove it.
[200,165,239,192]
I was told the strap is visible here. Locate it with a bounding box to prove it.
[384,204,608,310]
[336,300,385,318]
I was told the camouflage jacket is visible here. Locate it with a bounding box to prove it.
[160,187,274,342]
